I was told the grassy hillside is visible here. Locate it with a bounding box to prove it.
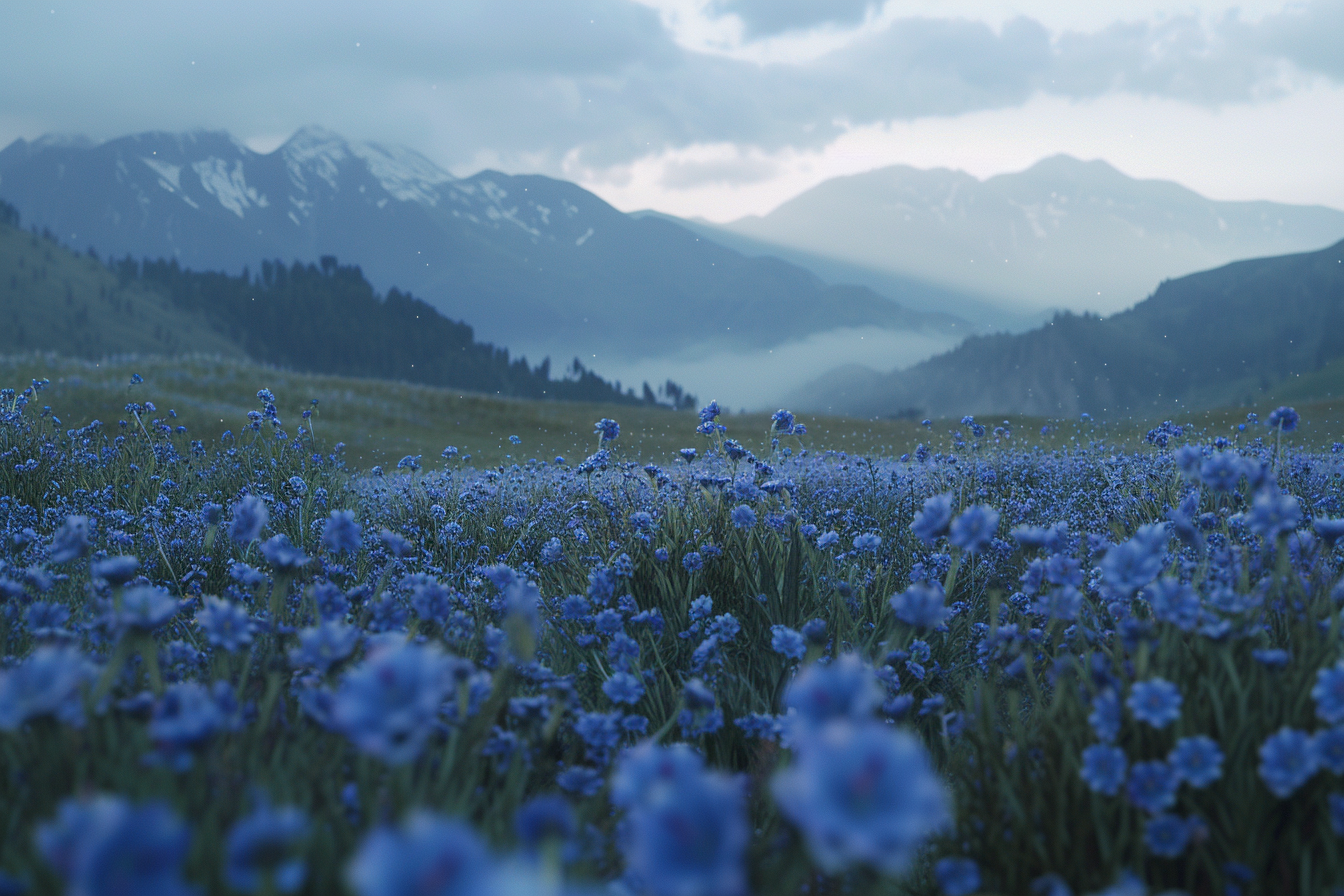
[3,353,1341,471]
[0,215,243,359]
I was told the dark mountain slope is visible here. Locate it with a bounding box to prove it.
[793,240,1344,418]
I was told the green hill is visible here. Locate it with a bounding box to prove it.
[0,198,682,408]
[795,239,1344,418]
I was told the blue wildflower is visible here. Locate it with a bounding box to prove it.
[852,532,882,552]
[817,530,840,549]
[1100,524,1168,594]
[379,529,413,558]
[1330,793,1344,836]
[1267,405,1299,431]
[229,495,269,545]
[514,795,576,853]
[1247,487,1302,538]
[889,581,947,630]
[225,802,309,894]
[617,746,748,896]
[784,654,881,732]
[773,718,950,874]
[1144,814,1192,858]
[1314,726,1344,775]
[1126,760,1179,813]
[289,621,361,675]
[0,645,91,730]
[770,625,806,660]
[556,766,605,797]
[35,795,194,896]
[540,537,564,565]
[911,494,953,543]
[949,504,998,553]
[260,534,309,573]
[331,641,454,764]
[682,551,704,573]
[1088,689,1121,742]
[730,504,757,529]
[1144,578,1200,632]
[346,812,491,896]
[603,672,645,706]
[935,857,982,896]
[322,510,363,554]
[1080,744,1127,795]
[1127,678,1182,729]
[48,515,91,564]
[1169,735,1224,787]
[117,585,179,632]
[595,418,620,443]
[1314,661,1344,725]
[771,409,796,434]
[1259,727,1318,798]
[91,554,140,586]
[195,597,255,652]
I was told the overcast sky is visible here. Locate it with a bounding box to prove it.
[2,0,1340,220]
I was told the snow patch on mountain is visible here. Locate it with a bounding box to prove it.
[348,141,453,205]
[141,157,182,192]
[192,158,268,218]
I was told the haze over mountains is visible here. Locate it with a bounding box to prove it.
[793,239,1344,419]
[0,127,971,407]
[4,126,1343,415]
[724,156,1344,317]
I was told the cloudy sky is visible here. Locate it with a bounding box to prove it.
[2,0,1340,220]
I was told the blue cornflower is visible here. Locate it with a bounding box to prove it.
[682,551,704,573]
[852,532,882,552]
[1126,760,1179,813]
[698,400,722,423]
[771,409,796,434]
[911,494,953,543]
[1030,585,1083,621]
[331,641,454,764]
[229,495,269,545]
[202,502,224,526]
[603,672,645,706]
[1247,487,1302,538]
[683,678,716,710]
[25,601,71,639]
[557,765,605,797]
[1198,450,1245,491]
[783,654,881,732]
[1252,648,1290,669]
[289,621,361,675]
[346,812,492,896]
[679,448,697,463]
[1144,578,1200,632]
[0,645,92,730]
[225,802,309,894]
[322,510,363,554]
[1100,524,1168,594]
[48,515,91,564]
[1267,405,1299,431]
[817,530,840,549]
[1089,689,1122,742]
[1259,727,1318,798]
[117,585,179,632]
[770,625,806,660]
[1314,517,1344,546]
[730,504,757,529]
[1080,744,1128,796]
[409,581,453,625]
[1169,735,1224,787]
[1313,661,1344,725]
[1144,814,1192,858]
[616,745,748,896]
[594,418,620,443]
[195,596,255,652]
[260,534,309,573]
[949,505,999,553]
[574,711,624,762]
[1314,726,1344,775]
[773,718,950,874]
[379,529,414,558]
[889,581,947,630]
[540,537,564,565]
[312,582,351,620]
[91,554,140,586]
[935,857,981,896]
[1127,678,1182,729]
[148,682,224,755]
[35,795,194,896]
[514,795,576,853]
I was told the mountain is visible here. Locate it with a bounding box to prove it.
[726,155,1344,317]
[791,239,1344,419]
[0,128,969,407]
[0,201,659,406]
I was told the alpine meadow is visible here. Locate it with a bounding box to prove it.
[2,3,1344,896]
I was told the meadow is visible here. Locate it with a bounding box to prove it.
[2,356,1344,896]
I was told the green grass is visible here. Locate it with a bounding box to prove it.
[3,352,1341,472]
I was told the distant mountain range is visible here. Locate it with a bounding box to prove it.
[791,239,1344,418]
[724,156,1344,318]
[0,128,971,408]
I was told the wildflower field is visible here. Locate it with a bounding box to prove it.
[3,366,1344,896]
